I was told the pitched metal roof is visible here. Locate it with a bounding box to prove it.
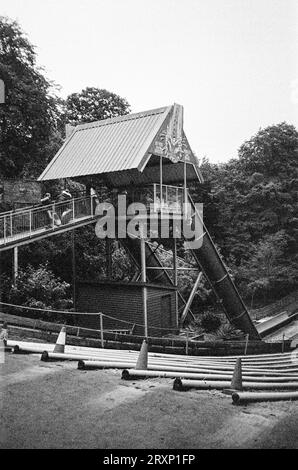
[39,106,171,181]
[38,104,203,183]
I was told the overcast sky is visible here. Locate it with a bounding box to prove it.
[2,0,298,163]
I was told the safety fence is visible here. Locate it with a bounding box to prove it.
[0,302,291,355]
[0,196,94,246]
[251,289,298,320]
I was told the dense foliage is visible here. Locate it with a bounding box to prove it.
[7,264,72,321]
[191,122,298,307]
[0,16,63,178]
[65,87,130,125]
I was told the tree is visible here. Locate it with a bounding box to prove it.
[238,231,298,304]
[0,16,62,178]
[190,124,298,306]
[238,122,298,177]
[64,87,130,125]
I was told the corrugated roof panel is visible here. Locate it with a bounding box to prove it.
[39,106,170,181]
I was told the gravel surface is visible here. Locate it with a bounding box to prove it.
[1,352,298,449]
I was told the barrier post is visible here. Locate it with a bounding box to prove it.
[282,333,285,353]
[244,333,249,355]
[185,332,189,355]
[52,204,55,229]
[29,210,32,236]
[100,313,104,348]
[3,216,6,244]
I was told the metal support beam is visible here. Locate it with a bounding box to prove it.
[180,271,203,326]
[13,246,18,285]
[160,155,163,214]
[72,230,76,310]
[173,237,179,328]
[140,225,148,338]
[183,158,187,213]
[145,266,199,271]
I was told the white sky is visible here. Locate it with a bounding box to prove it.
[2,0,298,163]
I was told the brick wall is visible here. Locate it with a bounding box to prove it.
[76,281,178,336]
[1,179,41,207]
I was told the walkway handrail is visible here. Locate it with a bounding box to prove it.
[0,195,95,247]
[0,195,89,220]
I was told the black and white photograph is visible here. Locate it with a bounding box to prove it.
[0,0,298,457]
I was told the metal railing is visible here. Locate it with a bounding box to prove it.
[153,184,185,214]
[0,196,95,246]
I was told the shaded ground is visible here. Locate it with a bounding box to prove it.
[0,353,298,449]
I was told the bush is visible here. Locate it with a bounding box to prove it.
[200,312,222,332]
[8,263,72,321]
[213,324,244,340]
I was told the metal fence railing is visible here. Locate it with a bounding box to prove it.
[153,184,185,214]
[0,196,95,246]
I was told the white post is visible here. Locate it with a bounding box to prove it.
[52,203,55,229]
[100,313,104,348]
[186,332,189,355]
[244,333,249,355]
[29,210,32,236]
[13,246,18,285]
[3,216,6,244]
[282,333,285,353]
[10,212,13,237]
[90,194,94,216]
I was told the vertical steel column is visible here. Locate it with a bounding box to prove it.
[13,246,18,286]
[140,224,148,338]
[173,237,179,327]
[160,155,163,214]
[72,230,76,310]
[184,158,187,216]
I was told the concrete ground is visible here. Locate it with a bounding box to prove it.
[0,353,298,449]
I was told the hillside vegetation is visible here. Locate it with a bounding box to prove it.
[1,17,298,318]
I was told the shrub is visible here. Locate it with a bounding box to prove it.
[214,324,244,340]
[200,312,222,332]
[8,263,72,321]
